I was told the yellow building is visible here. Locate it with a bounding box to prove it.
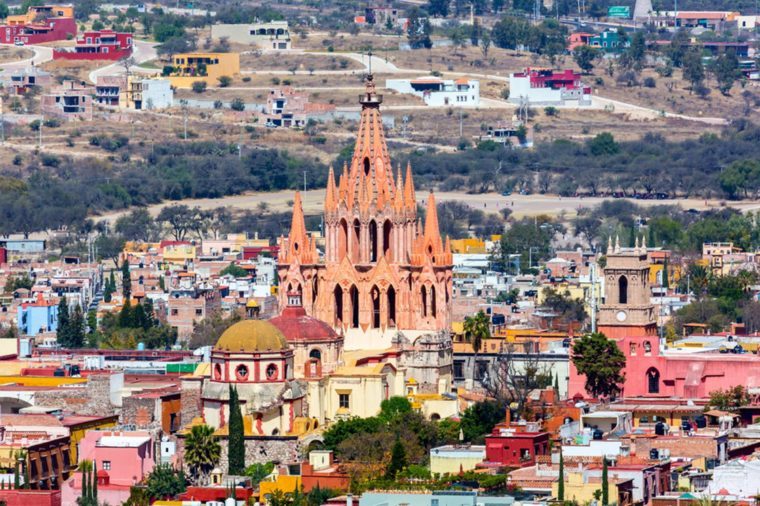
[162,244,197,265]
[167,52,240,89]
[430,445,485,475]
[552,469,632,505]
[259,474,302,503]
[450,238,487,254]
[7,4,74,24]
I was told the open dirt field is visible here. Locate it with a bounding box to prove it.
[0,46,33,64]
[93,188,753,225]
[240,51,364,71]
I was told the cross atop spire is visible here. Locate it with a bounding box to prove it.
[368,49,373,76]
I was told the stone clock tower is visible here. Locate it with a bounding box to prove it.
[597,236,657,338]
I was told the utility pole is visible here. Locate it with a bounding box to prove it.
[590,263,597,333]
[303,170,307,192]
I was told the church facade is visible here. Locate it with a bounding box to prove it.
[277,75,453,354]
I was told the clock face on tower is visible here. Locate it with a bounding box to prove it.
[616,311,628,322]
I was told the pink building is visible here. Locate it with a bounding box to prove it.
[53,30,133,61]
[509,68,592,106]
[569,241,760,399]
[61,430,155,506]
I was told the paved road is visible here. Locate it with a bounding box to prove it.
[88,40,158,84]
[0,45,53,71]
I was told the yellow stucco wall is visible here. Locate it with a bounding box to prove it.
[260,475,301,503]
[169,52,241,89]
[430,454,484,475]
[552,472,621,503]
[0,376,87,387]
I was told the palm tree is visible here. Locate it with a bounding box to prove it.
[463,310,491,355]
[184,424,221,484]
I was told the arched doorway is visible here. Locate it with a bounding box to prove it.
[618,276,628,304]
[371,285,381,328]
[387,286,396,327]
[350,285,359,328]
[647,367,660,394]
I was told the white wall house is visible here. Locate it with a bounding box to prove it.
[386,77,480,107]
[140,79,173,110]
[211,21,291,50]
[508,69,591,106]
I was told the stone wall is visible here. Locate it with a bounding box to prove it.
[122,395,161,430]
[180,378,203,427]
[178,436,300,472]
[33,373,114,417]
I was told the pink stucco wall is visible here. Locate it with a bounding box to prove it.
[569,335,760,399]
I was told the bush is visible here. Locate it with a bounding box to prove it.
[162,65,174,76]
[643,77,656,88]
[213,100,223,109]
[41,154,60,167]
[191,81,207,93]
[44,117,61,128]
[29,119,41,131]
[242,76,251,82]
[217,75,232,87]
[544,106,559,117]
[500,87,509,99]
[230,98,245,111]
[595,77,605,86]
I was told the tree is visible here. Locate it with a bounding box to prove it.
[184,424,221,484]
[157,205,198,241]
[228,385,245,475]
[0,2,9,19]
[220,262,249,278]
[621,30,646,70]
[115,209,156,241]
[406,7,432,49]
[573,45,598,74]
[459,401,504,443]
[601,457,609,505]
[572,333,626,399]
[244,462,275,488]
[385,437,407,479]
[189,309,241,349]
[463,310,490,354]
[57,298,71,347]
[192,81,207,93]
[122,260,131,301]
[558,450,564,501]
[588,132,620,156]
[95,233,126,267]
[218,75,232,87]
[709,385,749,412]
[230,97,245,111]
[379,396,413,421]
[427,0,449,17]
[146,464,186,500]
[711,49,740,95]
[683,47,705,93]
[480,31,491,59]
[69,304,85,348]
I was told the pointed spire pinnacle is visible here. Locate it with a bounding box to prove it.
[424,191,440,242]
[607,236,613,255]
[635,235,640,253]
[325,166,337,212]
[404,162,415,210]
[287,191,308,258]
[642,234,647,251]
[614,235,621,253]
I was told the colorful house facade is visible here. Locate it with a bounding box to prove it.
[0,5,76,45]
[53,30,133,60]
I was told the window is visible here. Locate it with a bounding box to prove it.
[171,308,178,316]
[453,360,465,380]
[339,393,350,409]
[236,365,249,381]
[195,308,203,316]
[102,461,111,470]
[266,364,278,380]
[476,360,489,381]
[630,343,637,356]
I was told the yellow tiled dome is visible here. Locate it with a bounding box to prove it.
[214,320,288,352]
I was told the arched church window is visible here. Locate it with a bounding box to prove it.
[369,221,378,262]
[383,220,392,260]
[421,286,427,317]
[371,285,381,328]
[266,364,278,380]
[618,275,628,304]
[431,285,436,318]
[309,348,322,361]
[363,157,370,176]
[647,368,660,394]
[236,365,249,381]
[214,363,222,380]
[387,286,396,328]
[644,340,652,355]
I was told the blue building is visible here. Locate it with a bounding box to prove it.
[360,491,515,506]
[589,30,629,53]
[17,293,58,336]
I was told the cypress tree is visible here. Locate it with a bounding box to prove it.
[13,460,19,489]
[553,373,559,394]
[228,385,246,475]
[121,261,131,301]
[82,464,89,499]
[143,298,156,329]
[662,258,670,290]
[119,300,134,328]
[601,457,609,506]
[56,298,70,347]
[23,463,29,489]
[92,461,98,501]
[628,226,635,248]
[70,304,85,348]
[385,437,407,480]
[558,450,565,501]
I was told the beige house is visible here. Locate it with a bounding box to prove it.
[211,21,291,50]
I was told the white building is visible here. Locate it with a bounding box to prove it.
[138,78,173,110]
[211,21,291,50]
[707,458,760,498]
[508,69,591,106]
[385,77,480,107]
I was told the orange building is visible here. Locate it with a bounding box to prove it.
[278,74,453,351]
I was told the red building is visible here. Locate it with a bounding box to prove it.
[484,421,551,468]
[301,451,350,492]
[53,30,133,61]
[0,5,76,45]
